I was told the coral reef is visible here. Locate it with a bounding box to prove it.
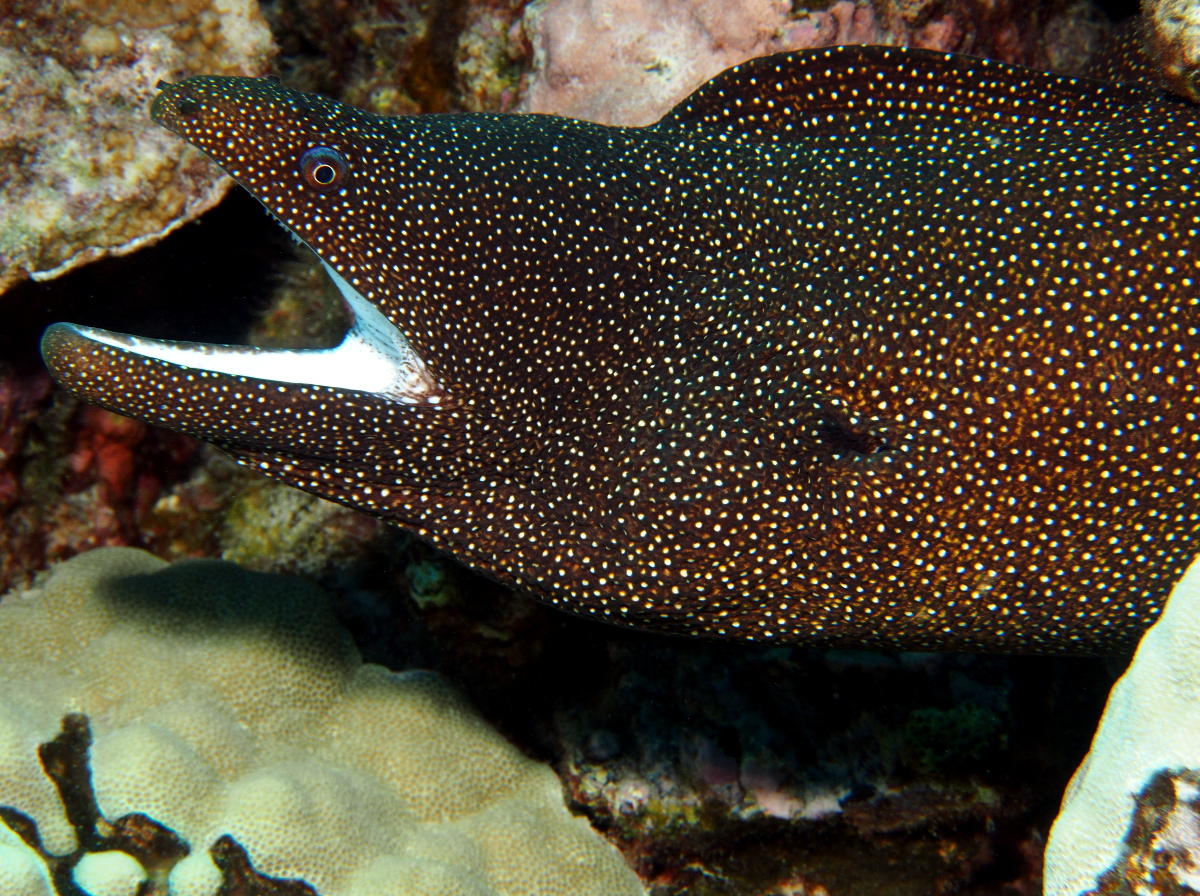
[259,0,1115,126]
[535,641,1097,894]
[1144,0,1200,100]
[517,0,1112,125]
[73,850,150,896]
[0,548,644,896]
[0,1,1158,892]
[0,367,52,515]
[0,710,317,895]
[1067,769,1200,895]
[0,0,274,294]
[261,0,529,114]
[217,476,383,578]
[1045,554,1200,896]
[0,362,202,593]
[0,818,53,896]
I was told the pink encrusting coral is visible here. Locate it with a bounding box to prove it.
[518,0,1110,125]
[63,406,198,549]
[0,365,205,591]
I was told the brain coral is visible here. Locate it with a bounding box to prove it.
[0,547,643,896]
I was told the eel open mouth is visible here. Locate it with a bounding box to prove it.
[42,261,444,408]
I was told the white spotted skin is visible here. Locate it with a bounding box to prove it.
[43,46,1200,652]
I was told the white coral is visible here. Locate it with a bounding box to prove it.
[73,851,147,896]
[0,547,644,896]
[1045,553,1200,894]
[0,820,53,896]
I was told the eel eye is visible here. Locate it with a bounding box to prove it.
[300,146,348,193]
[175,92,199,118]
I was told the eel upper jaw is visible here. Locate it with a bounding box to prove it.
[57,262,445,406]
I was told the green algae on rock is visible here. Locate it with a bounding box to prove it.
[0,0,274,295]
[0,547,644,896]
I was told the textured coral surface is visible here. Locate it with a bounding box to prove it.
[1144,0,1200,100]
[518,0,1113,125]
[1046,553,1200,895]
[262,0,530,114]
[0,548,645,895]
[0,0,275,294]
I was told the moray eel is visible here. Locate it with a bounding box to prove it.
[41,46,1200,652]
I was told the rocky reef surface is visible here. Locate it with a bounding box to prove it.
[0,0,275,294]
[0,0,1170,892]
[519,0,1113,125]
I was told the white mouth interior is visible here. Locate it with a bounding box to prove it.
[72,263,443,405]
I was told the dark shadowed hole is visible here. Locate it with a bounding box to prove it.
[0,189,292,370]
[1095,1,1138,24]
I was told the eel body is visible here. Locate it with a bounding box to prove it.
[42,46,1200,652]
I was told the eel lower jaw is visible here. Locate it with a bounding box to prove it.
[44,262,446,406]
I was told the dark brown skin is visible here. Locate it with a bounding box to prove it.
[43,45,1200,652]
